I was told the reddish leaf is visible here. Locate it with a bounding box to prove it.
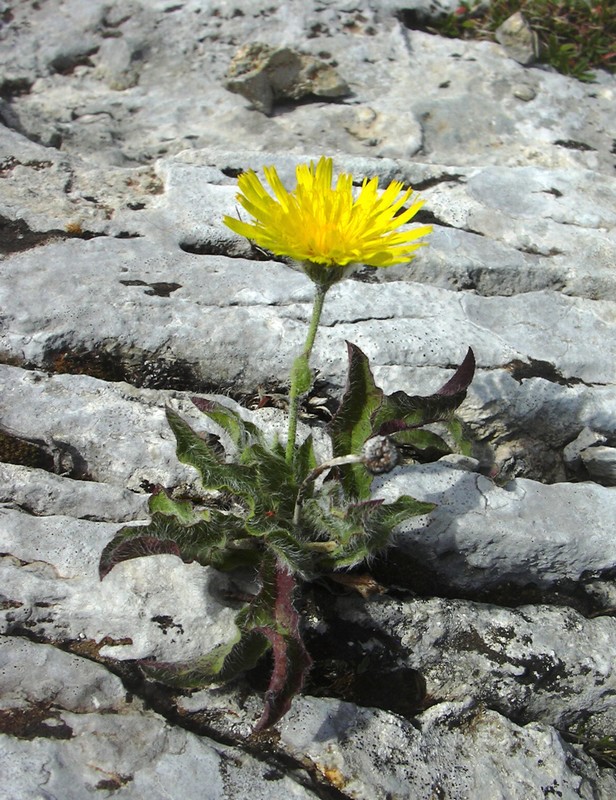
[253,564,312,731]
[435,347,475,397]
[99,537,182,579]
[191,397,216,413]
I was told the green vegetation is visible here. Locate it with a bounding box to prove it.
[434,1,616,81]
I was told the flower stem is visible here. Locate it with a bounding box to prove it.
[285,283,328,463]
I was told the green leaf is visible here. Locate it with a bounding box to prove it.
[262,528,311,575]
[293,434,318,485]
[315,495,435,571]
[148,488,207,524]
[166,408,258,501]
[99,510,256,578]
[366,494,436,532]
[240,442,297,522]
[192,397,265,450]
[329,342,385,500]
[447,416,474,457]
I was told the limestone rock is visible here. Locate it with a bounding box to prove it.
[0,640,316,800]
[279,697,616,800]
[225,43,350,114]
[373,462,616,596]
[495,11,540,66]
[333,594,616,736]
[581,445,616,486]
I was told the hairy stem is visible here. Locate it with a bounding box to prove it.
[285,283,328,464]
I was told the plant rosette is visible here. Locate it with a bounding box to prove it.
[99,157,475,731]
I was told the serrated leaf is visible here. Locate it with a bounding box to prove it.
[192,397,265,450]
[329,342,385,500]
[99,511,250,578]
[166,408,258,501]
[148,488,207,524]
[374,348,476,432]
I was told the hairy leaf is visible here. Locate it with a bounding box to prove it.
[192,397,265,450]
[293,434,318,486]
[166,408,257,501]
[254,564,312,731]
[141,628,270,688]
[329,342,385,499]
[99,511,253,578]
[261,528,311,575]
[316,495,435,570]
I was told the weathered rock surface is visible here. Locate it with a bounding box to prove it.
[225,43,351,114]
[1,0,615,797]
[279,698,616,800]
[0,640,317,800]
[495,11,540,66]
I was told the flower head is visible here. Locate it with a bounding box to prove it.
[224,157,431,278]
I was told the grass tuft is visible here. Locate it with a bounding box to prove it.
[433,1,616,82]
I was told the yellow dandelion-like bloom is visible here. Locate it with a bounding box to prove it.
[224,156,432,275]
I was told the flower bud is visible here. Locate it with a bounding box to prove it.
[361,435,399,475]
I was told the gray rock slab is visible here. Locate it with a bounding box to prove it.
[2,235,616,478]
[0,365,320,490]
[1,233,614,389]
[0,635,320,799]
[2,137,615,300]
[2,1,614,171]
[0,365,194,490]
[1,1,616,796]
[373,461,616,593]
[334,594,616,734]
[0,637,128,713]
[581,445,616,486]
[279,697,616,800]
[0,638,316,799]
[0,463,147,521]
[0,506,238,662]
[1,719,318,799]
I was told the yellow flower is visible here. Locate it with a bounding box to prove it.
[224,157,432,274]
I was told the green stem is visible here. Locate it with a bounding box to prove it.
[285,283,328,463]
